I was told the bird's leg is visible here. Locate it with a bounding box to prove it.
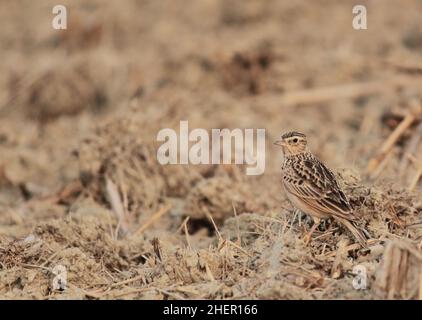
[304,217,321,245]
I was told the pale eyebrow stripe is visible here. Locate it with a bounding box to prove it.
[281,131,306,139]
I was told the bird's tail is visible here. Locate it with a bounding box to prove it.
[336,217,369,247]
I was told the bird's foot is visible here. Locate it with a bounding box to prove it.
[302,219,321,246]
[303,233,312,245]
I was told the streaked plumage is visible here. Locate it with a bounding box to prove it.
[274,131,368,246]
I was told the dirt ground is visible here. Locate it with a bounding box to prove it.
[1,0,422,300]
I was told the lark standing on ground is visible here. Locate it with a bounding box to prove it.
[274,131,368,246]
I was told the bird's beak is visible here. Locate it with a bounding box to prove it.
[273,140,285,147]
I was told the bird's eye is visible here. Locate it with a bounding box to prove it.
[293,138,298,143]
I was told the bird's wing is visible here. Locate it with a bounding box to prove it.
[284,157,355,221]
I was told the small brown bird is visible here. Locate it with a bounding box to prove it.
[274,131,368,246]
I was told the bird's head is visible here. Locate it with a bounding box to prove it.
[274,131,308,155]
